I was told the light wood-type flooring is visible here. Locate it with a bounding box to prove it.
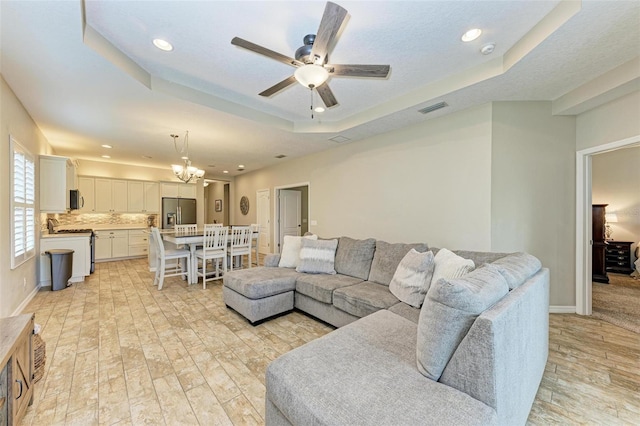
[19,258,640,425]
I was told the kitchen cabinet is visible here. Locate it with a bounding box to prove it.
[95,179,128,213]
[0,314,34,426]
[95,230,128,260]
[39,235,91,286]
[161,182,196,199]
[40,155,75,213]
[128,229,149,257]
[78,177,95,212]
[128,181,159,213]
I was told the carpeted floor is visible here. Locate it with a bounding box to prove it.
[592,273,640,334]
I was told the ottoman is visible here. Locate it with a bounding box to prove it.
[223,267,300,324]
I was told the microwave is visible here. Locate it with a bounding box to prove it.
[69,189,83,210]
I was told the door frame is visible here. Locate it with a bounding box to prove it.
[274,182,310,253]
[575,134,640,315]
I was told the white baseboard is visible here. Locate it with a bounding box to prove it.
[549,305,576,314]
[12,285,41,317]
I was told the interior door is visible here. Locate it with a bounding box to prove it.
[279,190,301,251]
[257,189,270,254]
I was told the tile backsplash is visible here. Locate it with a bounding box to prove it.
[42,213,158,231]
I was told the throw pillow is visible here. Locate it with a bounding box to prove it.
[296,238,339,274]
[389,249,436,308]
[430,248,475,286]
[416,263,509,381]
[278,234,318,268]
[491,252,542,289]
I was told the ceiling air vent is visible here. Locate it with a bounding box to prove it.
[418,101,448,115]
[275,154,287,159]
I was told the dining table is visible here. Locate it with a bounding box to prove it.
[162,227,257,285]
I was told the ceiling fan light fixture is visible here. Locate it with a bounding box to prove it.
[314,106,325,113]
[294,64,329,88]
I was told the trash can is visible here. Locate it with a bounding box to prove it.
[46,249,74,291]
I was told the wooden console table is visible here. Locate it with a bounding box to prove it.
[0,314,34,425]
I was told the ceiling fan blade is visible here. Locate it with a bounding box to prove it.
[231,37,303,67]
[310,2,348,64]
[328,64,390,78]
[316,82,338,108]
[259,75,298,97]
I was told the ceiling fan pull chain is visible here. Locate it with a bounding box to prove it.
[310,86,314,119]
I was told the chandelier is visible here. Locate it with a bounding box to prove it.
[170,131,205,183]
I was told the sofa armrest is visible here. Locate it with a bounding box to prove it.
[264,254,281,267]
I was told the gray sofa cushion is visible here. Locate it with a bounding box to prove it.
[333,281,399,318]
[223,267,300,299]
[296,273,363,304]
[491,252,541,289]
[416,263,509,381]
[388,302,420,324]
[266,310,497,425]
[334,237,377,280]
[368,241,429,286]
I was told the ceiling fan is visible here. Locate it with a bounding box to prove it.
[231,1,390,109]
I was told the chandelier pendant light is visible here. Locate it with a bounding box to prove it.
[170,131,205,183]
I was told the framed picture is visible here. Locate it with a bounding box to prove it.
[215,199,222,212]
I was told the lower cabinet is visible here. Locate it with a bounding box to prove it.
[95,230,128,260]
[128,230,149,257]
[0,314,34,426]
[39,235,90,286]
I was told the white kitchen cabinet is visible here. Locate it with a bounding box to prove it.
[128,181,159,213]
[40,155,74,213]
[95,178,128,213]
[78,177,95,212]
[161,182,196,198]
[39,235,90,286]
[94,230,128,260]
[128,229,149,257]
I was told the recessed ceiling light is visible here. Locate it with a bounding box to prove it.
[223,170,229,174]
[461,28,482,42]
[181,156,189,160]
[314,106,325,113]
[101,144,112,149]
[238,164,245,168]
[153,38,173,51]
[101,155,111,159]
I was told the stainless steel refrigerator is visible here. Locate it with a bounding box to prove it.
[162,198,197,229]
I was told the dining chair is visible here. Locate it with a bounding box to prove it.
[228,226,252,271]
[250,223,260,266]
[195,225,228,289]
[174,224,198,234]
[151,227,191,290]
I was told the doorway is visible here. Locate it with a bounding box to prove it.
[256,189,271,255]
[575,135,640,315]
[274,183,310,253]
[205,180,230,225]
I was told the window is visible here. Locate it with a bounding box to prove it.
[11,136,36,269]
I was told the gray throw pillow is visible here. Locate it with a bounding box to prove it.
[296,238,339,275]
[389,250,435,308]
[416,263,509,381]
[334,237,377,280]
[369,241,429,286]
[491,252,542,289]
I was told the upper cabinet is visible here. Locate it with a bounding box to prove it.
[40,155,76,213]
[78,177,95,212]
[95,178,128,213]
[128,181,159,213]
[161,182,196,199]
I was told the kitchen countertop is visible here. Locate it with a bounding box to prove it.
[41,232,92,239]
[55,224,149,231]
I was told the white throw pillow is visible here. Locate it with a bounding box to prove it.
[389,249,435,308]
[430,248,475,286]
[296,238,339,274]
[278,234,318,268]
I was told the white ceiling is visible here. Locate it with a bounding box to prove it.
[1,1,639,178]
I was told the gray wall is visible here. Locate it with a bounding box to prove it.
[491,102,576,306]
[206,181,228,225]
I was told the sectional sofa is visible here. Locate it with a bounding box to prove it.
[223,236,549,425]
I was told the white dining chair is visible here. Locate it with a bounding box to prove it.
[174,224,197,234]
[228,226,252,271]
[195,225,228,289]
[151,227,191,290]
[250,223,260,266]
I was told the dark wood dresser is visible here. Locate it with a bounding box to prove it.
[592,204,609,283]
[606,241,634,275]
